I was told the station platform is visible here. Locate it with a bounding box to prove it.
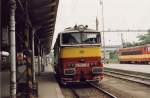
[0,71,10,98]
[37,65,64,98]
[0,65,64,98]
[104,64,150,74]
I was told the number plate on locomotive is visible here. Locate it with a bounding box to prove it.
[76,63,89,67]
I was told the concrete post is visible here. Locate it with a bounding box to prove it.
[9,0,16,98]
[100,0,105,63]
[38,41,41,75]
[41,48,44,72]
[46,57,48,66]
[32,30,35,81]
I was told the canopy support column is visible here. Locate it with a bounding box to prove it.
[38,41,41,75]
[32,30,35,81]
[9,0,16,98]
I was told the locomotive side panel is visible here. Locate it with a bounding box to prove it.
[119,45,150,64]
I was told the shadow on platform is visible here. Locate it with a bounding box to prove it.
[37,72,56,83]
[0,71,10,98]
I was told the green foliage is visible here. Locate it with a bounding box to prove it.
[123,41,142,47]
[137,31,150,44]
[123,30,150,47]
[123,42,133,47]
[109,51,115,59]
[108,51,119,64]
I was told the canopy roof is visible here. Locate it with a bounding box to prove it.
[2,0,59,55]
[29,0,59,54]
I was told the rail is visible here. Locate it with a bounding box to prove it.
[69,83,117,98]
[89,83,117,98]
[104,70,150,86]
[70,88,80,98]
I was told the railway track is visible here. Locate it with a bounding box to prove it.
[104,69,150,86]
[69,83,117,98]
[89,83,117,98]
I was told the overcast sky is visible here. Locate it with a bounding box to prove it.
[53,0,150,47]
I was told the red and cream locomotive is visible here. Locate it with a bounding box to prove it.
[53,25,103,84]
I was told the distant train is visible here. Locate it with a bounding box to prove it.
[53,25,103,84]
[118,44,150,64]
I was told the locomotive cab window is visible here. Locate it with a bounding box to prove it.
[82,33,100,44]
[61,32,101,46]
[62,33,81,45]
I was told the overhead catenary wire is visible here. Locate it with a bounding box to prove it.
[99,29,149,32]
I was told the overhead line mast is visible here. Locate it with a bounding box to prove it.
[100,0,106,63]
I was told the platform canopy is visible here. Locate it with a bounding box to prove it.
[29,0,59,54]
[1,0,59,55]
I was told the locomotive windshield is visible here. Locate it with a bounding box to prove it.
[61,32,101,45]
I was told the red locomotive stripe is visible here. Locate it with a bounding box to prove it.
[60,57,101,62]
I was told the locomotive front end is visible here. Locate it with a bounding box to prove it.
[57,25,103,84]
[54,25,103,84]
[60,47,103,84]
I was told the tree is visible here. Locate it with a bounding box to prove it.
[123,30,150,47]
[109,50,119,63]
[137,30,150,44]
[123,42,133,47]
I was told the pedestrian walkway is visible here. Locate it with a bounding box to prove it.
[38,65,64,98]
[0,71,10,98]
[0,65,64,98]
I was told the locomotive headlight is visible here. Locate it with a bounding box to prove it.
[90,62,97,67]
[92,67,103,74]
[64,68,76,75]
[67,64,75,68]
[89,63,94,66]
[78,25,85,31]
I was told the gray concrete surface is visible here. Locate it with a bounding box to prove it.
[104,64,150,74]
[38,65,64,98]
[0,71,10,98]
[101,76,150,98]
[0,65,64,98]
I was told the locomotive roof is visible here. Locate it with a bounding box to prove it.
[60,30,99,33]
[58,25,101,34]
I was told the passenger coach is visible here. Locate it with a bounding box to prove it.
[118,44,150,64]
[53,25,103,84]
